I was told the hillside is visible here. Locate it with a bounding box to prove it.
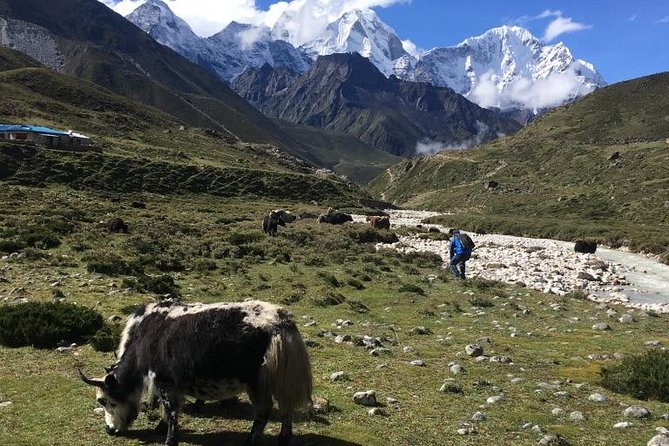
[232,53,521,157]
[0,0,302,148]
[0,47,365,204]
[369,72,669,257]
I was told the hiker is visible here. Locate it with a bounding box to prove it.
[448,228,474,280]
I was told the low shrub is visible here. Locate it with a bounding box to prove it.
[0,302,103,348]
[0,240,26,253]
[122,274,179,297]
[600,350,669,402]
[91,323,123,352]
[565,290,588,300]
[192,259,218,272]
[85,252,141,276]
[317,271,341,288]
[349,227,399,244]
[469,297,494,308]
[312,290,347,307]
[399,283,426,295]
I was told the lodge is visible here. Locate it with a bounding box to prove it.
[0,124,92,150]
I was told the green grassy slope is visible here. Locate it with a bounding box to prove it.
[369,73,669,256]
[0,49,365,205]
[1,187,669,446]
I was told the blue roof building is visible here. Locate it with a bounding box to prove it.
[0,123,91,149]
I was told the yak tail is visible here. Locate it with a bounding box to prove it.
[261,322,313,414]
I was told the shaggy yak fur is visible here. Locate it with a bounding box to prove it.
[366,215,390,230]
[318,210,353,225]
[574,239,598,254]
[107,218,128,233]
[262,210,296,236]
[79,300,313,446]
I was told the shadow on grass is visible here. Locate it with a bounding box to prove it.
[125,429,361,446]
[181,400,331,425]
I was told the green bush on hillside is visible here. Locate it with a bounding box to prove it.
[0,302,103,349]
[600,350,669,402]
[85,252,141,276]
[91,323,123,352]
[122,274,179,297]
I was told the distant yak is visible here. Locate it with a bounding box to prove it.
[318,208,353,225]
[107,218,128,233]
[262,210,296,236]
[79,300,313,446]
[366,215,390,230]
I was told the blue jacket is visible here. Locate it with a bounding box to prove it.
[449,232,473,258]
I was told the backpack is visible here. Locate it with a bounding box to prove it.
[456,233,475,250]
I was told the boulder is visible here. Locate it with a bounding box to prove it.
[574,240,597,254]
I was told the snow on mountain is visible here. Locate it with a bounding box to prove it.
[125,2,603,112]
[126,0,202,56]
[273,9,412,78]
[126,0,308,81]
[412,26,606,111]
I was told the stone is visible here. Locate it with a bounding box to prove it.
[439,381,464,394]
[624,406,650,418]
[613,421,631,429]
[471,411,486,422]
[465,344,483,357]
[108,315,122,322]
[0,401,12,408]
[489,355,512,364]
[646,340,663,348]
[369,348,393,356]
[330,371,346,382]
[311,397,329,414]
[539,434,570,445]
[588,393,608,403]
[592,323,611,331]
[334,334,352,343]
[606,309,618,318]
[410,359,426,367]
[367,407,384,416]
[618,314,634,323]
[450,364,464,375]
[486,395,504,405]
[410,326,431,335]
[551,408,564,416]
[578,272,597,281]
[353,391,377,407]
[386,397,398,405]
[648,435,669,446]
[569,411,586,422]
[403,346,416,354]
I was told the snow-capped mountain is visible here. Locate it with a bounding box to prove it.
[273,9,412,78]
[125,1,604,113]
[126,0,308,81]
[411,26,606,111]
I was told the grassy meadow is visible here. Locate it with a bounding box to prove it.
[1,185,668,446]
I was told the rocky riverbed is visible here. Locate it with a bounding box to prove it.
[354,210,669,314]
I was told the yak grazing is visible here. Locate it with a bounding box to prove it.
[79,300,312,446]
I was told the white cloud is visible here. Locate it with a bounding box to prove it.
[543,16,592,41]
[401,39,421,57]
[467,65,596,112]
[629,14,637,22]
[658,16,669,24]
[415,121,491,155]
[99,0,409,38]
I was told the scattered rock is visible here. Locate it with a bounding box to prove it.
[369,348,393,356]
[624,406,650,418]
[409,359,426,367]
[489,355,513,364]
[368,407,384,417]
[618,314,635,323]
[486,395,504,405]
[613,421,631,429]
[539,434,570,446]
[569,411,586,422]
[450,364,465,375]
[471,411,486,422]
[334,334,352,344]
[403,346,416,354]
[330,371,346,382]
[311,397,329,414]
[465,344,483,357]
[551,408,564,416]
[439,381,464,394]
[0,401,12,408]
[353,391,377,407]
[646,340,663,348]
[648,435,669,446]
[592,323,611,331]
[588,393,608,403]
[410,326,431,335]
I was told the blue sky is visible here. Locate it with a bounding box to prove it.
[254,0,668,84]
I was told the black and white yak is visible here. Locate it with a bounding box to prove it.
[79,300,313,446]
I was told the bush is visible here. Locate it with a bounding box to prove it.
[600,350,669,402]
[192,259,218,272]
[349,227,399,244]
[317,271,341,288]
[469,297,494,308]
[85,252,141,276]
[122,274,179,297]
[91,323,123,352]
[312,290,347,307]
[0,240,26,253]
[398,283,425,295]
[0,302,103,348]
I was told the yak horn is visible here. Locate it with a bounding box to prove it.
[78,369,105,388]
